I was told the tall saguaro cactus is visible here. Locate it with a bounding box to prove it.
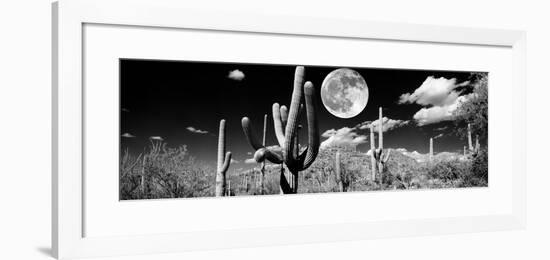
[215,119,232,197]
[468,123,473,152]
[429,137,434,162]
[241,66,320,194]
[259,114,267,194]
[370,107,391,182]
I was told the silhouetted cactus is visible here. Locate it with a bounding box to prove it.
[215,119,232,197]
[241,66,320,194]
[429,137,434,162]
[370,107,391,181]
[468,123,473,152]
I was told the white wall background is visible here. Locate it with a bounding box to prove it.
[0,0,548,259]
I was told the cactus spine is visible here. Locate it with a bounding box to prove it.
[241,66,320,194]
[215,119,232,197]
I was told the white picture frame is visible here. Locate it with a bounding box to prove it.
[52,0,526,259]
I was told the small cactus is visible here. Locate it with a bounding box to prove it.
[215,119,232,197]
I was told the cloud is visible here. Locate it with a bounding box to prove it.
[412,93,473,126]
[149,136,164,141]
[121,133,135,138]
[358,117,409,132]
[244,158,257,164]
[433,133,444,139]
[227,69,245,81]
[320,127,368,149]
[121,108,130,112]
[231,159,239,164]
[399,77,469,106]
[398,76,471,126]
[186,126,208,134]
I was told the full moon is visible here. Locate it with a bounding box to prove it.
[320,68,369,118]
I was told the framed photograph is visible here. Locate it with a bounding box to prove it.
[52,0,526,259]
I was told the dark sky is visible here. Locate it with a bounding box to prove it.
[120,59,482,171]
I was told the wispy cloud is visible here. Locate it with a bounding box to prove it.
[186,126,209,134]
[398,76,471,126]
[433,133,444,139]
[121,108,130,112]
[244,158,256,164]
[231,159,239,164]
[228,69,245,81]
[358,117,409,132]
[121,133,135,138]
[149,136,164,141]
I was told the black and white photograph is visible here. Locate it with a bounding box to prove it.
[119,60,488,200]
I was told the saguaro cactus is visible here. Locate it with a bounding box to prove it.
[468,123,473,152]
[334,151,345,192]
[429,137,434,162]
[241,66,320,194]
[259,114,267,194]
[369,126,377,181]
[215,119,232,197]
[370,107,391,181]
[475,135,480,153]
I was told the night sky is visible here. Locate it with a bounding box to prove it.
[120,59,484,171]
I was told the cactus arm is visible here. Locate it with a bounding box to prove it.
[217,119,227,172]
[300,81,320,169]
[221,152,231,173]
[283,66,305,168]
[378,107,383,149]
[241,117,263,150]
[272,103,287,146]
[254,146,284,164]
[280,105,288,129]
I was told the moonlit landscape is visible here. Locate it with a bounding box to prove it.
[119,60,488,200]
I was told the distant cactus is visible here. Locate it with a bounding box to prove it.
[468,123,473,152]
[370,107,391,182]
[215,119,232,197]
[429,137,434,162]
[242,66,320,194]
[334,151,345,192]
[475,135,480,153]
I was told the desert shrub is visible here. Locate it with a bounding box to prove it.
[119,141,214,200]
[460,148,488,187]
